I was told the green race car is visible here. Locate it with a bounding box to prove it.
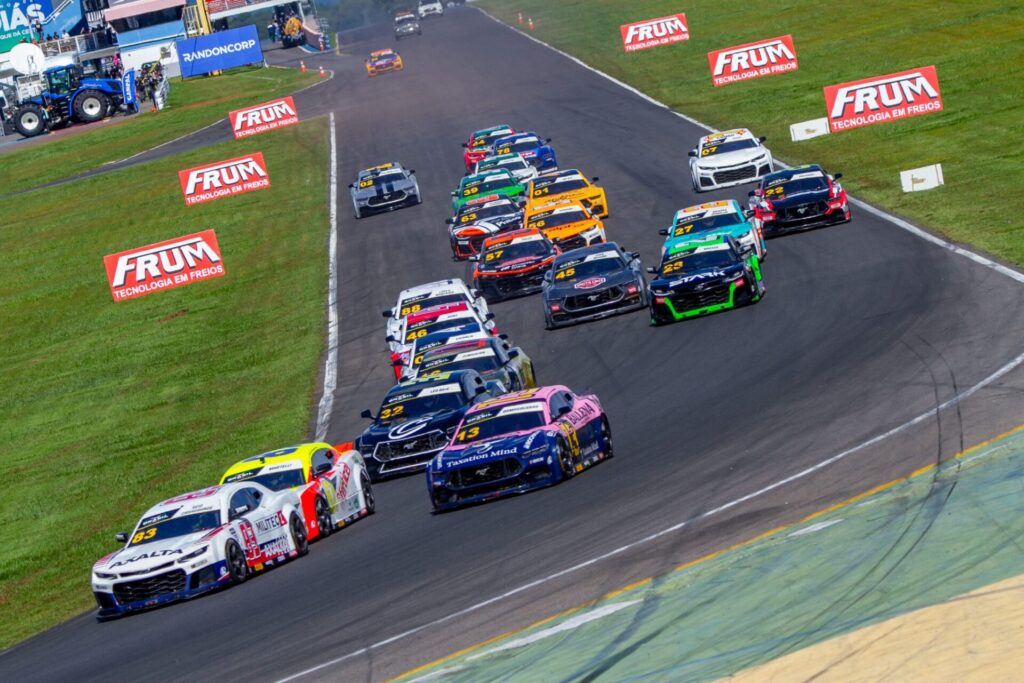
[451,169,524,211]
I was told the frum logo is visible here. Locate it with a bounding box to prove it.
[620,14,689,53]
[708,35,798,87]
[229,97,300,139]
[824,66,943,132]
[179,153,271,206]
[104,230,226,302]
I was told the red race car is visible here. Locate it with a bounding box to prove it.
[462,124,515,171]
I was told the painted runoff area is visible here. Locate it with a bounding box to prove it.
[394,424,1024,682]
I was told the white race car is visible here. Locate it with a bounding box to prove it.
[688,128,773,193]
[474,153,538,184]
[384,279,491,351]
[92,483,307,618]
[387,303,497,377]
[418,0,443,18]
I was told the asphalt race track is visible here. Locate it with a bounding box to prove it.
[4,8,1024,682]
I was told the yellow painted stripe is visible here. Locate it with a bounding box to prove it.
[392,421,1024,681]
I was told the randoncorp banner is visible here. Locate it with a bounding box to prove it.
[0,0,53,53]
[229,96,299,139]
[176,24,263,78]
[179,153,270,206]
[104,230,225,302]
[823,65,943,133]
[707,35,798,87]
[620,13,688,53]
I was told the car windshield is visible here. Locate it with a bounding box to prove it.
[672,212,743,235]
[359,171,404,187]
[553,251,624,280]
[396,294,465,318]
[471,130,511,149]
[495,139,539,155]
[377,383,467,424]
[768,174,828,195]
[456,202,518,223]
[396,17,416,26]
[659,247,738,276]
[700,139,758,157]
[526,208,589,230]
[224,468,306,491]
[480,239,553,268]
[455,403,546,443]
[420,348,502,376]
[532,178,586,198]
[129,511,222,546]
[463,178,516,196]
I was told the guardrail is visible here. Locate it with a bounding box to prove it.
[38,30,116,57]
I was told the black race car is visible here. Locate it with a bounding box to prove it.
[541,242,648,329]
[446,196,524,260]
[472,228,559,303]
[356,370,504,480]
[748,164,851,236]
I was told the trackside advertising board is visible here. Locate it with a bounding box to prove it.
[824,65,943,133]
[707,35,798,87]
[0,0,53,52]
[229,96,299,139]
[620,14,688,53]
[176,24,263,78]
[178,153,270,206]
[104,230,225,302]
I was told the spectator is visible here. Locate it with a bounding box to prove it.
[34,20,43,40]
[62,29,70,39]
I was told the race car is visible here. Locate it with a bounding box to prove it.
[365,49,404,76]
[349,162,420,219]
[394,12,421,40]
[398,324,493,380]
[463,124,515,171]
[647,234,764,325]
[452,170,524,211]
[490,132,557,172]
[447,196,524,260]
[426,386,611,512]
[526,170,608,218]
[356,370,504,479]
[688,128,773,192]
[659,199,765,260]
[412,337,536,391]
[219,443,374,542]
[748,165,851,236]
[388,302,497,374]
[418,0,443,18]
[472,228,560,302]
[474,152,539,183]
[542,242,648,329]
[523,198,606,251]
[384,278,491,346]
[91,483,307,618]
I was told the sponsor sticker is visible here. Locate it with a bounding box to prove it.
[707,35,798,87]
[574,277,606,290]
[229,96,299,139]
[104,230,225,302]
[179,153,270,206]
[823,65,943,133]
[620,13,689,53]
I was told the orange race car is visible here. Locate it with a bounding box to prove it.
[472,228,560,303]
[523,198,606,252]
[525,169,609,218]
[366,49,404,76]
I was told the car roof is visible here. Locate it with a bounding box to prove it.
[463,170,516,184]
[370,49,397,58]
[405,301,472,324]
[665,234,733,256]
[471,124,513,139]
[528,202,589,217]
[762,164,825,184]
[358,162,404,179]
[699,128,755,145]
[532,169,584,185]
[144,485,229,517]
[468,385,567,413]
[398,279,468,299]
[555,242,621,263]
[673,200,742,222]
[482,227,545,247]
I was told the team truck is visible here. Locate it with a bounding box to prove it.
[12,64,126,138]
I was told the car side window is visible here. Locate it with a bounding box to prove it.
[229,489,251,519]
[311,449,333,475]
[549,393,571,417]
[246,487,263,508]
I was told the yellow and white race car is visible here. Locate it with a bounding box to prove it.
[523,198,606,251]
[526,169,609,218]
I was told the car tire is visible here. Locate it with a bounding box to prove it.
[225,540,248,584]
[599,416,613,459]
[556,437,575,480]
[314,497,332,538]
[289,512,309,557]
[361,474,375,514]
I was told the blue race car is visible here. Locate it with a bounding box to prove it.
[659,199,765,261]
[491,132,557,172]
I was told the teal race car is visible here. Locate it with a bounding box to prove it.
[647,234,764,324]
[452,170,524,212]
[659,199,765,261]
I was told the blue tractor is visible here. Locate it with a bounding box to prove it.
[13,64,126,138]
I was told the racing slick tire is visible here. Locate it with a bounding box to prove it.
[290,512,309,557]
[73,90,110,123]
[361,474,376,514]
[599,416,613,459]
[226,540,249,585]
[556,436,575,480]
[14,104,46,137]
[314,496,333,538]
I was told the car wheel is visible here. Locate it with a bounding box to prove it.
[556,437,575,480]
[225,540,248,584]
[361,474,376,514]
[289,512,309,556]
[314,497,333,538]
[599,416,613,459]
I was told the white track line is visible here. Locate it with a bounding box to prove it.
[277,347,1024,682]
[314,111,339,442]
[475,6,1024,284]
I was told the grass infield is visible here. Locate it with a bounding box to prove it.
[0,116,330,648]
[478,0,1024,267]
[1,66,319,195]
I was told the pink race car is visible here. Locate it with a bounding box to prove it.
[425,385,612,511]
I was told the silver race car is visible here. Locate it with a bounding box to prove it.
[350,162,421,219]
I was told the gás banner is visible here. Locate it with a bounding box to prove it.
[824,65,943,133]
[707,35,798,87]
[176,24,263,78]
[0,0,53,52]
[179,153,270,206]
[121,68,138,111]
[228,96,299,138]
[104,230,225,302]
[620,13,688,53]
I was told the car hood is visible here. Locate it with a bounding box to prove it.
[693,148,767,168]
[95,531,214,574]
[359,409,464,448]
[353,177,414,199]
[436,430,553,470]
[547,268,636,298]
[654,263,745,291]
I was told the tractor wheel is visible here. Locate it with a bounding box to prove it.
[73,90,110,123]
[14,105,46,137]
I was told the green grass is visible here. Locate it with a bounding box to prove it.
[1,66,319,195]
[0,116,330,648]
[479,0,1024,266]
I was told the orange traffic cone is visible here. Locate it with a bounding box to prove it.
[300,60,307,73]
[528,17,535,31]
[318,65,325,78]
[517,12,523,25]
